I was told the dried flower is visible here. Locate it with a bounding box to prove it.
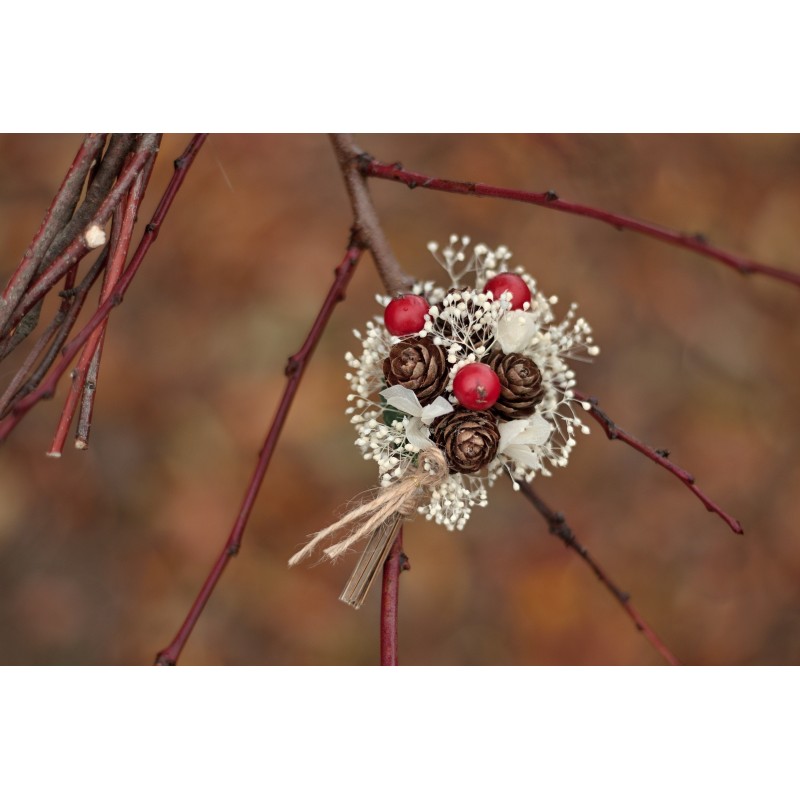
[343,235,598,530]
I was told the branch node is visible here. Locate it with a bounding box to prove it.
[285,356,301,377]
[355,152,373,174]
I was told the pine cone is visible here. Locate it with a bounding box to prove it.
[430,409,500,474]
[483,351,544,420]
[383,336,448,404]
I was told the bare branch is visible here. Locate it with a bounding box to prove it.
[329,134,413,295]
[0,135,142,350]
[0,134,107,317]
[49,140,160,455]
[572,390,743,535]
[0,247,109,417]
[517,480,681,665]
[3,136,159,346]
[155,239,364,666]
[362,157,800,290]
[380,526,407,666]
[0,135,205,444]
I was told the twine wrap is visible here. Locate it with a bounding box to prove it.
[288,447,448,566]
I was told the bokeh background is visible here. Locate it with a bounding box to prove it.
[0,133,798,665]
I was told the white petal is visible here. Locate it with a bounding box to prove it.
[420,395,454,425]
[380,385,424,417]
[498,414,552,452]
[498,419,530,453]
[515,413,552,446]
[496,311,537,354]
[404,417,433,449]
[505,444,541,470]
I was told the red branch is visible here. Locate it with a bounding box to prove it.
[155,240,364,665]
[48,146,159,456]
[1,134,107,314]
[361,157,800,290]
[6,143,156,335]
[572,390,743,535]
[0,250,109,416]
[380,526,407,666]
[517,481,681,665]
[0,134,207,443]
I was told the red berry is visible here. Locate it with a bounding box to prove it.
[453,363,501,411]
[384,294,430,336]
[483,273,531,310]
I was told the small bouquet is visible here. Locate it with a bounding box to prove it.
[290,235,598,606]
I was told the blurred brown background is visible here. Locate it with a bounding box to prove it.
[0,134,798,665]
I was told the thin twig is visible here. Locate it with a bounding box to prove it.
[75,347,101,449]
[0,134,206,444]
[3,137,158,344]
[79,141,160,443]
[47,182,127,455]
[154,239,364,665]
[39,135,137,273]
[0,134,107,314]
[0,248,109,417]
[329,134,413,296]
[0,135,139,352]
[517,480,681,666]
[572,390,743,535]
[380,526,406,666]
[48,141,160,456]
[361,157,800,290]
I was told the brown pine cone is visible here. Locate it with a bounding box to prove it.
[383,336,448,404]
[483,350,544,420]
[430,409,500,474]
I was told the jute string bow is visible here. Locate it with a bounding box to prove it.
[288,447,449,566]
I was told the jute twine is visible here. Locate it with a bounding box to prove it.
[288,447,449,566]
